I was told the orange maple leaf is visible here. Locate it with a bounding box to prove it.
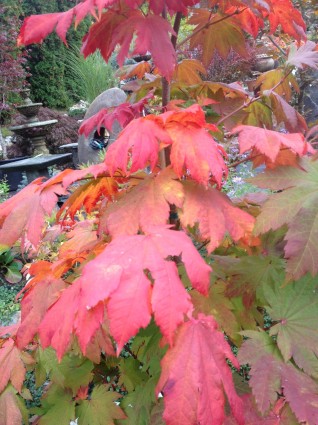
[233,125,313,167]
[267,0,306,41]
[0,173,69,252]
[105,115,171,175]
[0,339,30,393]
[180,182,255,252]
[99,168,184,237]
[163,105,228,186]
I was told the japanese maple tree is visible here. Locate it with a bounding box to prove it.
[1,1,318,424]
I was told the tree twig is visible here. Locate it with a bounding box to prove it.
[267,35,287,57]
[177,8,247,49]
[216,68,293,127]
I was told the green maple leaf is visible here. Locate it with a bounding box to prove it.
[242,101,273,129]
[231,297,264,331]
[253,158,318,279]
[35,348,94,394]
[191,281,241,343]
[238,330,318,423]
[264,274,318,378]
[149,402,165,425]
[118,378,158,425]
[76,385,125,425]
[118,357,148,392]
[238,331,282,414]
[35,385,76,425]
[130,321,166,376]
[213,254,285,306]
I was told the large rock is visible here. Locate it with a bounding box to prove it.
[78,88,127,164]
[300,70,318,126]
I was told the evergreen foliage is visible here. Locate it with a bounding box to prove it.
[21,0,91,108]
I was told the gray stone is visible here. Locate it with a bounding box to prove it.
[300,70,318,126]
[78,88,127,165]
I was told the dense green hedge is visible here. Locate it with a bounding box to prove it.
[21,0,91,108]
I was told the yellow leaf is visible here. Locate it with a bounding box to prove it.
[173,59,206,84]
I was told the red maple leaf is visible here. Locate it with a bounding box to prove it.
[149,0,198,14]
[79,92,153,137]
[105,115,171,175]
[38,228,210,358]
[39,279,114,360]
[266,0,306,41]
[16,273,67,349]
[113,12,176,80]
[180,182,255,252]
[163,104,228,187]
[233,125,313,167]
[227,6,262,38]
[81,8,128,64]
[0,173,68,252]
[99,168,184,237]
[156,314,244,425]
[17,0,118,45]
[83,10,176,79]
[0,339,31,393]
[18,3,177,79]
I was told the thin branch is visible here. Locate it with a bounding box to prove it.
[177,8,247,49]
[216,68,293,127]
[197,240,210,251]
[267,35,287,57]
[171,12,183,49]
[270,68,293,91]
[123,344,138,360]
[228,147,292,169]
[228,154,255,169]
[161,76,171,167]
[160,6,177,168]
[216,96,260,126]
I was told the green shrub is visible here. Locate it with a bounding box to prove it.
[21,0,90,108]
[65,47,118,103]
[0,178,9,202]
[0,283,22,326]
